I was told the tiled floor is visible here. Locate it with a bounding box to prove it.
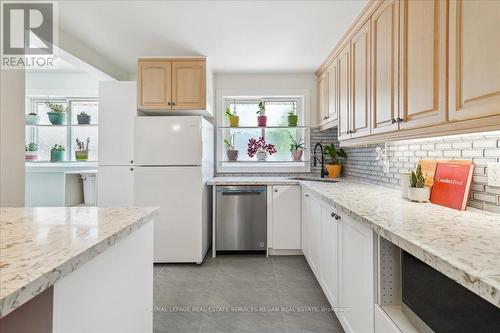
[153,254,344,333]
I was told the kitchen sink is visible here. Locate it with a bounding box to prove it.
[291,176,339,183]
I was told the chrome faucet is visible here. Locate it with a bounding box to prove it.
[313,142,328,178]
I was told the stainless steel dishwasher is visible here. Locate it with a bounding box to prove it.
[216,186,267,251]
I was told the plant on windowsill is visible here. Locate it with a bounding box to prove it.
[324,143,347,178]
[26,112,40,125]
[247,137,276,161]
[50,144,66,162]
[407,164,430,202]
[256,100,267,127]
[224,136,239,161]
[287,102,298,127]
[77,111,91,125]
[75,137,90,161]
[25,143,38,161]
[284,130,306,161]
[45,100,68,125]
[225,100,239,127]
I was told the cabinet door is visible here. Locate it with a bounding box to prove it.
[449,0,500,121]
[98,166,134,207]
[99,81,136,166]
[301,191,310,260]
[339,213,374,333]
[309,194,321,276]
[327,60,339,123]
[399,0,447,130]
[171,60,206,110]
[338,43,351,141]
[320,203,339,308]
[318,71,328,125]
[351,20,371,138]
[137,60,172,110]
[272,185,301,250]
[371,0,399,135]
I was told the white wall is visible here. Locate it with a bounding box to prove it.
[214,73,318,126]
[26,72,98,98]
[1,69,26,206]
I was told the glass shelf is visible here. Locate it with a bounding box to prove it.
[221,160,309,163]
[218,126,308,129]
[25,124,98,127]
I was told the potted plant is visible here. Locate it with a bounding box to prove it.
[25,112,40,125]
[45,100,67,125]
[285,130,306,161]
[75,137,90,161]
[25,143,38,161]
[323,143,347,178]
[224,134,239,161]
[248,137,276,161]
[256,100,267,127]
[225,100,239,127]
[288,102,298,127]
[50,144,65,162]
[77,111,91,125]
[407,164,431,202]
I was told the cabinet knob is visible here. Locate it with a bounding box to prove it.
[331,212,335,218]
[167,101,171,106]
[391,118,397,124]
[172,101,176,106]
[305,194,310,197]
[397,117,404,123]
[274,189,278,192]
[130,167,134,171]
[335,214,341,220]
[130,160,133,164]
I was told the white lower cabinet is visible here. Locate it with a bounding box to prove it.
[271,185,301,250]
[301,189,375,333]
[338,213,374,333]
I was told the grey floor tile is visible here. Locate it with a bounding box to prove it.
[278,289,331,309]
[154,288,211,308]
[208,285,281,307]
[154,311,203,333]
[200,312,286,333]
[155,262,219,292]
[282,311,344,333]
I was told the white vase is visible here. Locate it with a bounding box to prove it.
[256,150,268,161]
[400,172,411,199]
[407,187,431,202]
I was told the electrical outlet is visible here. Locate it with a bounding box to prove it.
[487,163,500,187]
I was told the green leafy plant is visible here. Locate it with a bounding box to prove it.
[410,164,426,188]
[256,100,265,115]
[284,130,306,151]
[51,144,65,152]
[223,132,240,150]
[78,111,88,116]
[28,112,37,116]
[45,100,67,113]
[288,102,296,116]
[25,143,38,152]
[324,143,347,165]
[225,99,237,117]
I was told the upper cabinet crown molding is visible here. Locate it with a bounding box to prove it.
[138,58,206,111]
[448,0,500,121]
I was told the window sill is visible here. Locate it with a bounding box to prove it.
[217,160,310,174]
[25,161,98,173]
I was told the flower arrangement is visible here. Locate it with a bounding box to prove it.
[247,137,277,158]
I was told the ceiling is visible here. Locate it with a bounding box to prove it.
[59,0,366,75]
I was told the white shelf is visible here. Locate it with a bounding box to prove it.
[26,124,98,127]
[218,126,308,129]
[221,160,309,163]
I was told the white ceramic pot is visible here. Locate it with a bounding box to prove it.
[25,114,40,125]
[400,172,411,199]
[407,187,431,202]
[256,150,268,161]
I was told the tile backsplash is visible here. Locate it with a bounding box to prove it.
[341,131,500,213]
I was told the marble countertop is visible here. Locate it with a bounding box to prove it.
[209,176,500,308]
[299,180,500,308]
[0,207,159,318]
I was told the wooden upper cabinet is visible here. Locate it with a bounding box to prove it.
[327,61,338,123]
[338,43,351,141]
[138,58,206,110]
[449,0,500,121]
[138,60,172,109]
[371,0,399,135]
[318,72,328,125]
[350,20,371,138]
[171,60,206,110]
[399,0,447,130]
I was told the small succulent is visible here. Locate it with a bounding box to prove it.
[25,143,38,152]
[28,112,37,116]
[78,111,88,116]
[76,137,90,151]
[410,164,426,188]
[256,100,265,116]
[288,102,296,116]
[45,100,67,113]
[51,144,65,151]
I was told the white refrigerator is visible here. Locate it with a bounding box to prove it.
[98,81,214,263]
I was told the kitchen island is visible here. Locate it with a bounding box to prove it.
[0,206,158,333]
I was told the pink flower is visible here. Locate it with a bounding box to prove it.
[247,137,277,158]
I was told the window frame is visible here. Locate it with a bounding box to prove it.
[216,89,311,174]
[26,97,99,162]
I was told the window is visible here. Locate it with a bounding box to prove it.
[217,90,310,173]
[26,98,99,162]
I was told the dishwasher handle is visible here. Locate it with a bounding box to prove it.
[221,191,262,196]
[217,186,267,195]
